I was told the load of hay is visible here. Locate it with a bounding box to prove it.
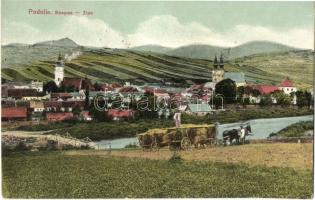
[137,124,216,148]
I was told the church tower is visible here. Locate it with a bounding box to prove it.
[54,53,64,87]
[211,54,225,83]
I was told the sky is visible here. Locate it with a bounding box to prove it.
[1,1,314,49]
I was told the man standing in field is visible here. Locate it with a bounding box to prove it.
[240,126,246,144]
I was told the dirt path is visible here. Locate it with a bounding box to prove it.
[65,143,313,170]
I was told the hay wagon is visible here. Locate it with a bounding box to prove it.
[137,124,217,151]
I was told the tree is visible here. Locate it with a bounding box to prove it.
[304,91,312,108]
[236,86,245,103]
[259,95,273,106]
[295,90,310,108]
[215,78,237,104]
[43,81,58,93]
[271,91,291,107]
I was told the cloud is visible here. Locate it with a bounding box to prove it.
[2,15,313,49]
[58,16,126,48]
[127,15,313,49]
[2,20,44,44]
[227,24,314,49]
[127,15,229,48]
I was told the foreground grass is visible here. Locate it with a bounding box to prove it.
[2,151,313,198]
[15,107,313,141]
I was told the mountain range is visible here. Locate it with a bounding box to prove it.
[131,41,301,60]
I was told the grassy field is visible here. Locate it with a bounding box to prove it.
[68,143,313,170]
[233,50,314,89]
[2,45,313,89]
[2,144,313,198]
[15,107,313,141]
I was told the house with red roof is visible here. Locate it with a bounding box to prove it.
[7,88,39,100]
[2,107,27,121]
[278,77,297,95]
[46,112,74,122]
[249,85,279,95]
[61,77,94,91]
[107,109,135,121]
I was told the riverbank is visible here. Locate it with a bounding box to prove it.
[13,107,313,141]
[269,121,313,137]
[2,144,312,198]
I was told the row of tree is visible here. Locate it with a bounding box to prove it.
[214,79,313,108]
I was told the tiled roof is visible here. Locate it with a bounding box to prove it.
[46,112,74,121]
[107,109,134,118]
[44,101,62,109]
[279,77,294,87]
[119,86,139,93]
[250,85,279,95]
[51,93,73,99]
[186,104,212,113]
[8,89,38,99]
[110,83,122,88]
[62,77,82,90]
[2,107,27,118]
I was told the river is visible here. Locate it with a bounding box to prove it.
[95,115,313,149]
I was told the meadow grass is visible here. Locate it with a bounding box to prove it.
[2,151,313,198]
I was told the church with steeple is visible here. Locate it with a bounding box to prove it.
[211,54,225,83]
[210,53,246,87]
[54,53,65,86]
[54,53,94,91]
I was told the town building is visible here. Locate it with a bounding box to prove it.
[278,77,297,95]
[54,53,65,86]
[46,112,74,122]
[29,101,45,112]
[107,109,135,121]
[2,107,28,121]
[211,54,225,84]
[185,103,212,116]
[30,80,44,92]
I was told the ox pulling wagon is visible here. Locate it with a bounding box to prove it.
[137,124,218,151]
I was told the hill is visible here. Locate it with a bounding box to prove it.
[32,37,79,48]
[132,41,300,60]
[232,50,314,89]
[131,45,173,54]
[1,38,313,89]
